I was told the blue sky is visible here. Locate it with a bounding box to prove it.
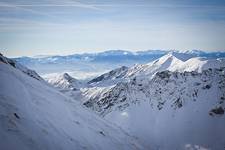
[1,0,225,57]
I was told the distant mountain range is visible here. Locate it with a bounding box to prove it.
[13,50,225,65]
[11,50,225,80]
[12,49,225,65]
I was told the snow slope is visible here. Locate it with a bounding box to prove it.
[88,66,128,87]
[0,56,143,150]
[175,57,225,72]
[0,53,43,81]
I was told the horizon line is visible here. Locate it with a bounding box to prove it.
[3,49,225,58]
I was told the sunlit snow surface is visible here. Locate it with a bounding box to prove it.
[0,58,144,150]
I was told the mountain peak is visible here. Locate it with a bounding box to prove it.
[165,51,193,61]
[47,72,87,90]
[152,52,184,67]
[62,73,72,80]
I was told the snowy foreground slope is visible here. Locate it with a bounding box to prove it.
[0,55,143,150]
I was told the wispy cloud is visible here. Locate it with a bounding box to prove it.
[1,0,225,55]
[0,1,102,10]
[0,0,105,32]
[63,0,102,11]
[0,1,55,18]
[0,3,224,9]
[0,0,104,30]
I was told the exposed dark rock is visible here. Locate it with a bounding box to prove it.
[157,101,165,110]
[209,106,224,116]
[156,71,171,79]
[14,113,20,119]
[202,84,211,89]
[173,98,183,108]
[194,82,201,86]
[104,103,114,109]
[0,54,15,67]
[99,131,105,136]
[120,97,126,102]
[83,101,93,108]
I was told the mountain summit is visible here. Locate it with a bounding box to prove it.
[46,73,87,90]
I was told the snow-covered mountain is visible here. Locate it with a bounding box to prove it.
[82,68,225,149]
[86,52,225,86]
[124,52,187,78]
[0,55,143,150]
[76,53,225,149]
[81,53,225,117]
[83,68,225,115]
[46,73,87,90]
[125,52,225,78]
